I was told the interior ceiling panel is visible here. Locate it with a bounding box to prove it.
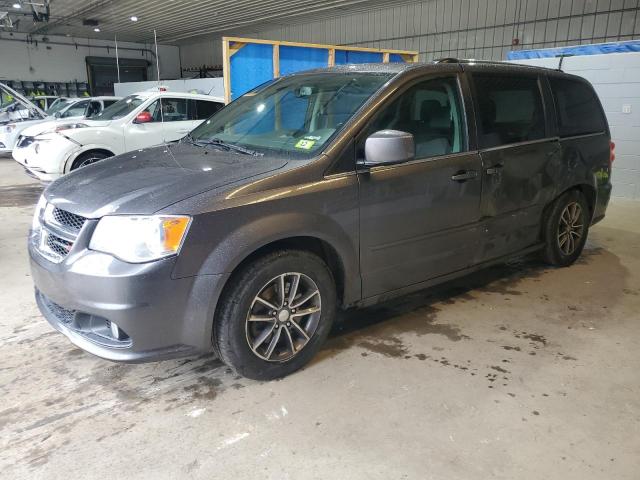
[0,0,422,44]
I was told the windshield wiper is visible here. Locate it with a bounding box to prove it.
[194,138,263,156]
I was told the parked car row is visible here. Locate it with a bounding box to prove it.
[28,61,612,380]
[0,83,122,156]
[12,89,224,181]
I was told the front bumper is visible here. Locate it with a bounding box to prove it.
[13,136,75,181]
[30,236,227,363]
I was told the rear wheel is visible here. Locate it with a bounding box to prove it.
[70,151,110,171]
[214,250,336,380]
[542,190,590,266]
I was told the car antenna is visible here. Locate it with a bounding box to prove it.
[114,34,121,84]
[557,54,572,72]
[153,29,167,147]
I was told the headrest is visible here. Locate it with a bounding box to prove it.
[421,100,450,129]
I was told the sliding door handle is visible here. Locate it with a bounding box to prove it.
[451,170,478,182]
[486,164,504,175]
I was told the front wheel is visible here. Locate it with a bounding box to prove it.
[70,151,110,171]
[214,250,336,380]
[542,190,590,267]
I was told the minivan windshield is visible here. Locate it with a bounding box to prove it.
[189,72,392,157]
[95,95,145,120]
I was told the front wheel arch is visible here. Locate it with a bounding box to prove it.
[66,148,115,172]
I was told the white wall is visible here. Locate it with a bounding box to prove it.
[0,32,181,84]
[513,52,640,200]
[179,38,221,69]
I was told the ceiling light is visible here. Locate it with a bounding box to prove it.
[12,3,21,8]
[94,27,100,32]
[130,16,138,22]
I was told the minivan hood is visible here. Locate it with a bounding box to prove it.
[44,143,288,217]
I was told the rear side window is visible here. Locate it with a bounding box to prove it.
[192,100,223,120]
[549,78,606,137]
[160,98,189,121]
[473,75,546,149]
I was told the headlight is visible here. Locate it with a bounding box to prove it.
[89,215,191,263]
[31,195,47,238]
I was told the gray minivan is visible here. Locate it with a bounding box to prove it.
[30,61,613,380]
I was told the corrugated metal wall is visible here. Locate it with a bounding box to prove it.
[241,0,640,61]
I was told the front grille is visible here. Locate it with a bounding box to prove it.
[51,207,87,233]
[35,206,88,263]
[37,291,132,348]
[41,294,76,324]
[46,233,73,258]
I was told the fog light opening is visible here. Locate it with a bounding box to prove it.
[109,321,129,341]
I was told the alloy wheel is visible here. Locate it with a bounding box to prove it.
[78,156,102,168]
[245,272,321,362]
[557,201,584,256]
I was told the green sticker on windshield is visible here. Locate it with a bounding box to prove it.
[295,139,316,150]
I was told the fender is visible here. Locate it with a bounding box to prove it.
[63,143,118,173]
[171,189,361,305]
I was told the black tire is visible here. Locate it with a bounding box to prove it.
[214,250,336,380]
[71,151,110,171]
[542,189,590,267]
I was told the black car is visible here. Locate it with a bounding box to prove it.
[30,61,613,380]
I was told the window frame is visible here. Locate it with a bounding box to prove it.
[469,71,553,151]
[159,97,190,122]
[354,72,471,166]
[547,75,608,139]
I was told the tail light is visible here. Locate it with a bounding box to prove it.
[609,141,615,165]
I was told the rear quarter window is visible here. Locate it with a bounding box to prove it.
[550,77,606,137]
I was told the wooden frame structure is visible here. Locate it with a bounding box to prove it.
[222,36,419,103]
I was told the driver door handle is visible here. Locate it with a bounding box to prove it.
[451,170,478,182]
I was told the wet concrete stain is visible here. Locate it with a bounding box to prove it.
[0,184,43,207]
[4,231,631,474]
[358,337,409,358]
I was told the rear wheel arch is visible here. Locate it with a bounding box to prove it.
[542,183,596,230]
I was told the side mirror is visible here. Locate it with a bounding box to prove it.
[134,111,153,124]
[54,111,61,118]
[363,130,414,166]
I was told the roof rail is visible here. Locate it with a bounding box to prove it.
[434,57,560,72]
[433,58,461,63]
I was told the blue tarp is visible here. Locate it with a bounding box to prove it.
[280,46,329,76]
[507,40,640,60]
[230,43,273,100]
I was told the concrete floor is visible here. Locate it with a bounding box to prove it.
[1,156,639,480]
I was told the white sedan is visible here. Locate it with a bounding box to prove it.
[13,90,224,181]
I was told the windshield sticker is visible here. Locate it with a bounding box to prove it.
[303,135,321,141]
[295,139,316,150]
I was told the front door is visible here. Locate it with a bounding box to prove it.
[358,75,483,298]
[470,73,561,262]
[125,98,167,151]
